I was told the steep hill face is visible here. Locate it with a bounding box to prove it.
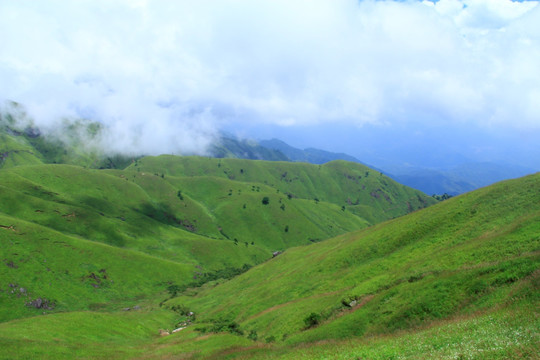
[164,173,539,353]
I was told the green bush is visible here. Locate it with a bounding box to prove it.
[247,330,258,341]
[304,312,321,329]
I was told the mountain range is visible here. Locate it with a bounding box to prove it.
[0,108,538,359]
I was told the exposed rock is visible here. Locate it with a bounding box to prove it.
[272,251,282,258]
[122,307,131,311]
[27,298,55,310]
[132,305,141,310]
[172,327,186,333]
[159,329,170,336]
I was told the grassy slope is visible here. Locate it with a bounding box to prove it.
[0,110,135,170]
[129,155,436,224]
[0,132,44,168]
[161,173,539,357]
[0,309,181,360]
[216,305,539,360]
[0,117,435,254]
[159,175,369,250]
[0,162,370,259]
[0,212,194,321]
[0,164,268,268]
[0,174,537,359]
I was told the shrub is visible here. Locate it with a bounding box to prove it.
[171,304,190,315]
[167,284,182,297]
[262,196,270,205]
[247,330,258,341]
[304,312,321,329]
[211,320,244,335]
[265,335,276,343]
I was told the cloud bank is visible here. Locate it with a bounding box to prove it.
[1,0,539,155]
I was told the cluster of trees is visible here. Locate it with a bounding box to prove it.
[432,193,453,201]
[166,264,253,297]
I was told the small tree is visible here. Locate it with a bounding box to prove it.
[262,196,270,205]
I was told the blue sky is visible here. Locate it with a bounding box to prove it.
[1,0,539,168]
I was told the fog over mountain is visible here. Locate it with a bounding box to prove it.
[1,0,539,170]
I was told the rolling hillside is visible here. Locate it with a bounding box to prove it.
[128,155,435,224]
[0,170,536,359]
[159,172,540,358]
[0,113,437,329]
[1,107,536,359]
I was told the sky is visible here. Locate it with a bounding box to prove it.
[1,0,539,169]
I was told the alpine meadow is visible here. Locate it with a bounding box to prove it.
[1,0,540,358]
[1,101,538,359]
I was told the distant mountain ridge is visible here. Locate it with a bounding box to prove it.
[259,138,365,165]
[387,162,535,196]
[256,138,535,196]
[209,136,288,161]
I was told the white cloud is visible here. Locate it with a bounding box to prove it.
[0,0,539,155]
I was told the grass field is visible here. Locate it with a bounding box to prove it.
[161,173,539,357]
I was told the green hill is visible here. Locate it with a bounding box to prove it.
[0,170,536,359]
[129,155,434,224]
[159,172,539,358]
[0,103,135,170]
[2,105,536,359]
[0,113,437,328]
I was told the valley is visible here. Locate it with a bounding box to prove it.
[0,113,538,359]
